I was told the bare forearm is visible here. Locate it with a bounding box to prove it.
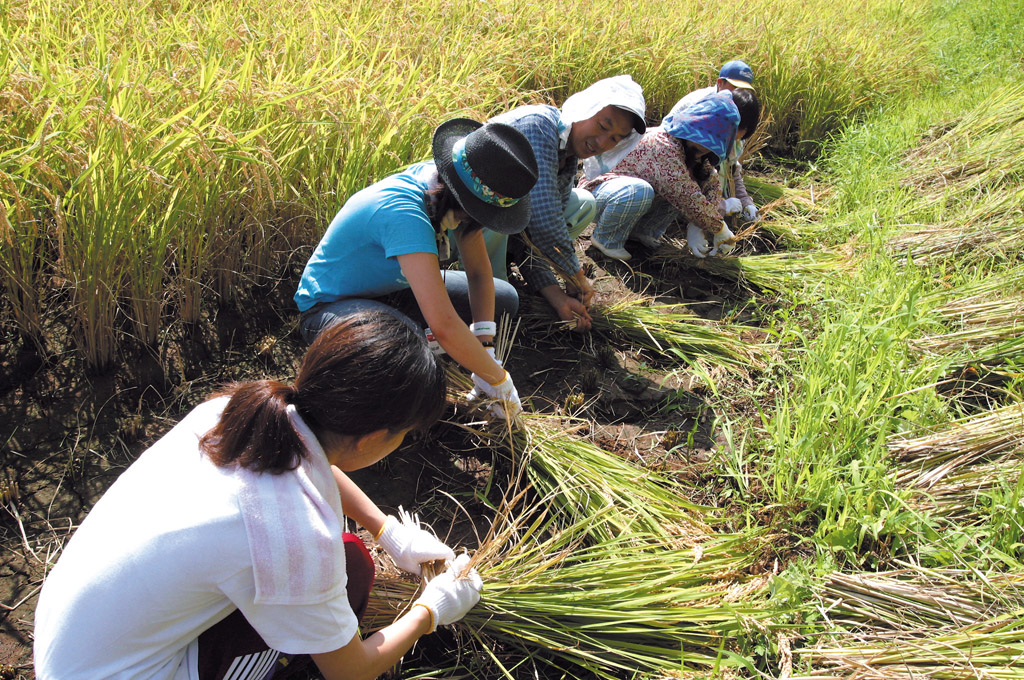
[313,606,433,680]
[431,321,504,383]
[332,467,386,536]
[464,269,495,333]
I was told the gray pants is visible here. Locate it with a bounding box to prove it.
[298,271,519,345]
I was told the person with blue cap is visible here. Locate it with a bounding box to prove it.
[664,60,762,224]
[579,91,741,260]
[294,118,539,419]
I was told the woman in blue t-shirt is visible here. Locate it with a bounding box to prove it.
[295,119,538,419]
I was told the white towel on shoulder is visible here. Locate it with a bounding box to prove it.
[236,405,347,605]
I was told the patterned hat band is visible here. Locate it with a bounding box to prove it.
[451,138,521,208]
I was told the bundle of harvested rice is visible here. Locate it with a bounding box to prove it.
[889,188,1024,263]
[801,567,1024,679]
[520,295,761,368]
[692,250,859,294]
[903,82,1024,200]
[363,493,770,680]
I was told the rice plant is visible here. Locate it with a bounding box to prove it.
[364,491,770,680]
[691,250,859,295]
[902,82,1024,202]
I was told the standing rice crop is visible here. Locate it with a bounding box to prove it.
[1,0,936,365]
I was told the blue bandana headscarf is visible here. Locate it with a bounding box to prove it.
[662,91,740,161]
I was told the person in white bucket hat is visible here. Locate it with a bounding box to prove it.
[486,75,647,332]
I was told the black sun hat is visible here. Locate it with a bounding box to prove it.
[433,118,539,235]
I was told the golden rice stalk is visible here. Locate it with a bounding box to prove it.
[364,489,770,680]
[690,250,859,294]
[889,188,1024,264]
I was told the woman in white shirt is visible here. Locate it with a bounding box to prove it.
[35,311,482,680]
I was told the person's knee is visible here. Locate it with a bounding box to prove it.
[494,280,520,319]
[565,189,597,239]
[635,183,655,212]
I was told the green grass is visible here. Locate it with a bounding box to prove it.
[693,0,1024,673]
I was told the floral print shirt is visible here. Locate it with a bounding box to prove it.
[580,127,724,234]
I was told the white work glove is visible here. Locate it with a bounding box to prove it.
[720,197,743,216]
[686,222,710,259]
[413,553,482,632]
[742,204,758,221]
[469,370,522,419]
[710,224,736,256]
[377,513,456,576]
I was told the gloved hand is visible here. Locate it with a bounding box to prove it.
[720,197,743,216]
[742,204,758,221]
[710,224,736,256]
[686,222,710,259]
[469,370,522,419]
[413,554,482,632]
[377,513,456,576]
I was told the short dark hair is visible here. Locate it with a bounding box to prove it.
[731,89,762,141]
[200,312,447,473]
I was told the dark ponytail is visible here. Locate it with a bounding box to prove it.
[201,381,305,473]
[200,312,446,474]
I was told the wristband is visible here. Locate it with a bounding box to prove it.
[412,602,436,633]
[469,321,496,337]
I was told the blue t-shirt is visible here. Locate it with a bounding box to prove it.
[294,162,440,313]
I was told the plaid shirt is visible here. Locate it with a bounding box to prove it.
[490,105,579,291]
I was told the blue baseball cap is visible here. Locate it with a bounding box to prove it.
[719,60,754,90]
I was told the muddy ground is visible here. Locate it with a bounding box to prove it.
[0,223,767,678]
